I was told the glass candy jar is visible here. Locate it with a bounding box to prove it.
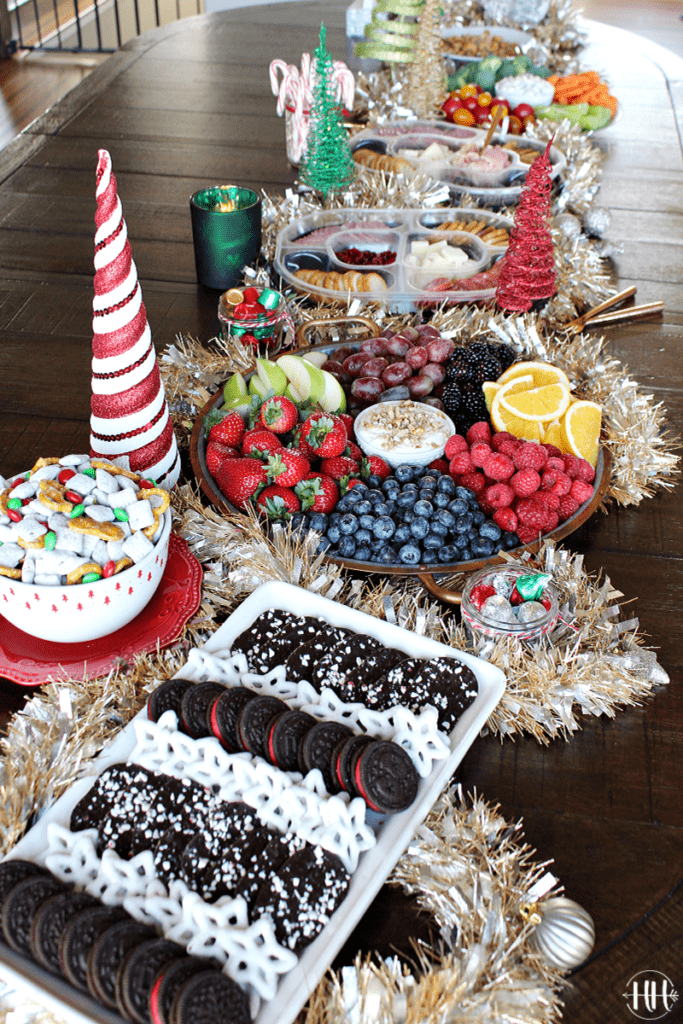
[461,565,559,642]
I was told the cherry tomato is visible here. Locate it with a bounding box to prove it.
[452,108,476,127]
[460,84,480,99]
[442,96,464,117]
[477,91,493,108]
[513,103,535,120]
[463,96,479,112]
[522,114,536,131]
[507,114,523,135]
[490,99,510,119]
[474,107,490,124]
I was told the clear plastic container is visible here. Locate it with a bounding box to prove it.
[217,291,290,353]
[461,565,560,641]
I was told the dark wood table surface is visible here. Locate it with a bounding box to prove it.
[0,5,682,1020]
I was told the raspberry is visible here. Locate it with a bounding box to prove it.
[516,499,552,531]
[469,583,497,610]
[517,524,542,544]
[513,442,548,472]
[483,452,514,481]
[486,483,515,508]
[460,471,486,494]
[576,459,596,483]
[570,478,594,503]
[551,473,572,497]
[478,495,496,515]
[493,507,518,533]
[562,453,581,479]
[533,490,561,511]
[544,510,560,531]
[429,458,450,474]
[511,467,541,498]
[545,457,565,473]
[483,475,497,489]
[450,451,474,475]
[445,434,468,459]
[491,431,518,452]
[542,443,563,459]
[466,421,492,445]
[558,495,580,521]
[470,442,492,468]
[496,438,522,459]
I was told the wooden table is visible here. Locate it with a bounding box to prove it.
[1,5,682,1019]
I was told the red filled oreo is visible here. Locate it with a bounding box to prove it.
[117,938,185,1024]
[0,859,46,906]
[148,679,194,725]
[355,741,419,813]
[209,687,257,752]
[332,733,374,796]
[170,970,250,1024]
[150,956,221,1024]
[30,889,99,973]
[299,721,354,792]
[59,903,129,990]
[1,874,67,956]
[237,695,288,760]
[181,682,227,739]
[87,918,156,1009]
[267,710,316,771]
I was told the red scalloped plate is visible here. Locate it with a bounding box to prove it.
[0,534,202,686]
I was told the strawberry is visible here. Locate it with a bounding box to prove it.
[320,457,360,482]
[360,455,390,480]
[294,434,319,463]
[300,413,347,458]
[241,429,283,459]
[215,458,267,510]
[338,413,355,439]
[345,440,364,463]
[204,409,245,448]
[256,484,300,519]
[259,396,298,434]
[206,441,239,477]
[295,471,339,513]
[266,449,309,487]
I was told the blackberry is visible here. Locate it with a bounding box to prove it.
[459,383,487,418]
[467,342,492,359]
[491,343,516,370]
[442,382,462,416]
[445,359,473,384]
[474,355,503,383]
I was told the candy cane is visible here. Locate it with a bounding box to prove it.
[332,61,355,110]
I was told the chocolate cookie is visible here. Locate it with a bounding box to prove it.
[87,918,156,1009]
[148,679,194,725]
[0,859,46,906]
[59,903,129,990]
[70,763,156,834]
[282,626,351,683]
[311,634,385,702]
[200,823,273,903]
[229,609,299,658]
[241,616,319,675]
[179,803,263,892]
[154,823,196,887]
[117,938,185,1024]
[237,695,289,760]
[381,657,478,732]
[181,682,226,739]
[331,733,374,797]
[356,741,419,813]
[233,831,304,916]
[253,844,349,954]
[1,874,67,956]
[31,889,99,973]
[208,687,257,752]
[299,721,354,792]
[97,770,182,859]
[170,970,250,1024]
[351,647,407,708]
[149,956,221,1024]
[266,710,316,771]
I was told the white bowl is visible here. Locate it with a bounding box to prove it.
[0,510,172,643]
[354,400,455,469]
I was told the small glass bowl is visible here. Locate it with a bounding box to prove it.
[461,565,560,641]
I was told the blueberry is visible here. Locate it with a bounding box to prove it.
[366,474,383,488]
[459,546,472,561]
[471,536,495,557]
[329,512,342,525]
[414,499,433,517]
[374,502,390,517]
[397,491,416,509]
[345,488,363,505]
[410,516,430,540]
[355,528,373,545]
[289,512,305,529]
[336,498,353,514]
[359,514,375,531]
[503,531,521,550]
[339,514,358,535]
[395,465,415,483]
[471,511,485,526]
[316,536,332,553]
[402,509,415,524]
[456,486,475,502]
[423,533,442,550]
[437,476,456,496]
[421,549,438,564]
[399,543,422,565]
[355,500,372,516]
[355,544,371,560]
[436,509,456,530]
[378,545,397,564]
[338,535,357,558]
[352,481,367,493]
[455,513,474,533]
[433,492,450,509]
[420,475,438,489]
[413,465,429,478]
[429,519,449,537]
[309,512,328,533]
[326,524,341,545]
[394,523,412,545]
[366,489,384,504]
[382,479,398,494]
[448,498,468,516]
[372,516,396,540]
[401,482,419,493]
[479,521,502,541]
[438,544,461,562]
[384,499,397,515]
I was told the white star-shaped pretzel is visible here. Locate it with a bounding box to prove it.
[216,917,297,1001]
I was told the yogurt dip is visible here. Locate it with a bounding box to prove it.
[355,400,453,458]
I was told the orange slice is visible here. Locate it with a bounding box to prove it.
[482,381,501,412]
[500,382,571,423]
[497,360,571,391]
[561,400,602,466]
[542,418,564,449]
[490,375,539,438]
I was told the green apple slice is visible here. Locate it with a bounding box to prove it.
[302,351,328,369]
[255,358,288,395]
[277,354,326,404]
[223,371,248,404]
[248,374,270,398]
[284,381,304,403]
[222,394,253,418]
[319,369,347,413]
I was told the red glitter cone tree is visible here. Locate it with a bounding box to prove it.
[90,150,180,488]
[495,140,556,313]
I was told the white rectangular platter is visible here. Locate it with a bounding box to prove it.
[3,580,505,1024]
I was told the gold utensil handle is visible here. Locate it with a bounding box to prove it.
[564,285,637,332]
[295,315,380,349]
[585,301,664,327]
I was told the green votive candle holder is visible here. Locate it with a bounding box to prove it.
[190,185,262,290]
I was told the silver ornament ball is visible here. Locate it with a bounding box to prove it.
[529,897,595,970]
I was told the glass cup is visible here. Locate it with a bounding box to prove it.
[190,186,262,290]
[461,564,560,642]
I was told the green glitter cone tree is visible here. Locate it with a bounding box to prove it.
[299,24,356,199]
[355,0,423,63]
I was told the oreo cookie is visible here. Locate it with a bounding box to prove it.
[208,687,257,752]
[200,823,273,903]
[351,647,407,708]
[0,859,46,906]
[59,903,129,990]
[233,831,304,916]
[230,609,299,657]
[282,626,351,683]
[169,970,250,1024]
[149,956,220,1024]
[1,874,67,956]
[381,657,478,732]
[70,763,157,835]
[266,710,316,771]
[31,889,99,973]
[97,770,182,859]
[179,803,263,892]
[240,616,319,675]
[154,823,196,887]
[311,635,385,702]
[355,741,419,813]
[181,682,226,739]
[117,938,185,1024]
[237,695,288,760]
[253,844,349,954]
[148,679,194,725]
[87,918,156,1009]
[299,721,354,792]
[331,733,374,797]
